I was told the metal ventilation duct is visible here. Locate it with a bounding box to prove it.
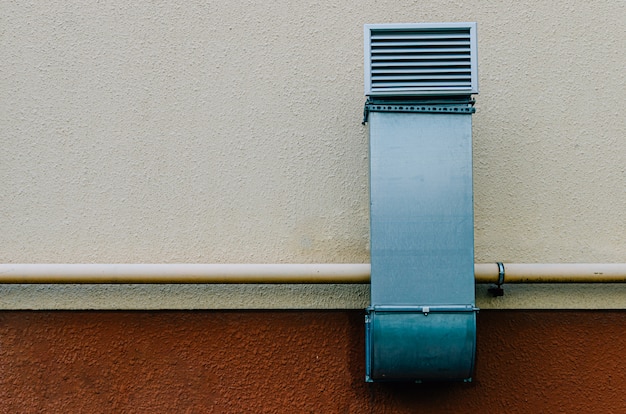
[364,22,479,382]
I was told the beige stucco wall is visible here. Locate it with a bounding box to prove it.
[1,1,625,309]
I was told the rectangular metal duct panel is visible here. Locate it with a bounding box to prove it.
[369,112,475,306]
[364,22,478,383]
[364,23,478,97]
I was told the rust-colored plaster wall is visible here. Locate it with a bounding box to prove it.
[1,311,626,413]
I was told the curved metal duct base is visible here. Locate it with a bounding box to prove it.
[365,306,476,382]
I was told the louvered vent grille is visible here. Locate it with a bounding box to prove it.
[365,23,478,96]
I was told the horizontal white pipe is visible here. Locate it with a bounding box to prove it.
[1,263,626,284]
[479,263,626,284]
[0,264,371,284]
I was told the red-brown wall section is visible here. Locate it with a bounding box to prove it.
[1,310,625,413]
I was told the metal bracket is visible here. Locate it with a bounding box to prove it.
[488,262,506,297]
[362,98,476,124]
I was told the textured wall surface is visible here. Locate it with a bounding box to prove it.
[2,310,626,413]
[1,1,625,308]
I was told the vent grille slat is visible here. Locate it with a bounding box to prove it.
[372,69,471,75]
[371,61,471,67]
[372,55,471,61]
[372,41,470,47]
[372,48,471,54]
[373,75,470,81]
[373,82,471,88]
[371,33,470,41]
[365,23,478,96]
[370,86,472,92]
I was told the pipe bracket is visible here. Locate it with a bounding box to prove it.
[488,262,506,296]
